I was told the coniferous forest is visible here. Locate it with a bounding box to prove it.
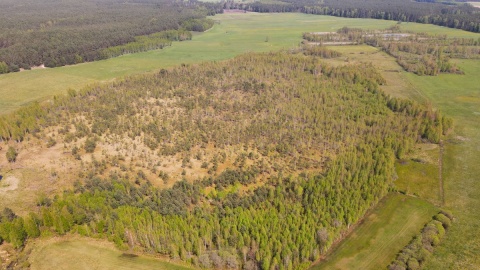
[224,0,480,33]
[0,0,215,72]
[0,49,451,269]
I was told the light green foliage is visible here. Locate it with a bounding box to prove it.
[0,61,8,74]
[388,212,453,270]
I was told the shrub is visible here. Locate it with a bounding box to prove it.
[84,138,96,153]
[434,213,452,229]
[6,146,17,163]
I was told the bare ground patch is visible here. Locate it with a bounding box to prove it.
[0,175,19,192]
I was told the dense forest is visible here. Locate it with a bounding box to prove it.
[0,0,215,72]
[0,49,451,269]
[224,0,480,33]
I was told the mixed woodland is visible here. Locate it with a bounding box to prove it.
[303,26,480,75]
[0,48,452,269]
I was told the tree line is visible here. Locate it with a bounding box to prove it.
[222,0,480,33]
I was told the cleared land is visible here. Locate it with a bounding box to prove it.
[1,13,479,114]
[29,237,192,270]
[311,193,437,270]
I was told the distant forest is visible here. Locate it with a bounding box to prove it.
[224,0,480,33]
[0,0,216,72]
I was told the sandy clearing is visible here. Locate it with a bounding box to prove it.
[0,175,19,192]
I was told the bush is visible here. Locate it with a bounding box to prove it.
[84,138,96,153]
[46,137,57,148]
[434,213,452,229]
[6,146,17,163]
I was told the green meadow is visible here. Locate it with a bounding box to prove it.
[405,60,480,269]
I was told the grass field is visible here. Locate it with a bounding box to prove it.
[311,193,438,270]
[403,60,480,269]
[2,13,479,114]
[29,237,193,270]
[395,143,442,205]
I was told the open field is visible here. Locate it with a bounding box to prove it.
[395,143,442,205]
[311,193,438,270]
[403,60,480,269]
[2,13,479,114]
[28,237,193,270]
